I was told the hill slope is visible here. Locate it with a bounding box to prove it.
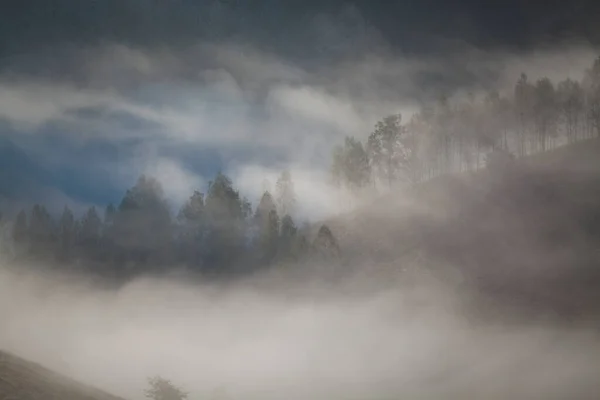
[0,350,126,400]
[326,138,600,321]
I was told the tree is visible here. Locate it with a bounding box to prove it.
[177,190,206,268]
[313,224,340,259]
[514,73,535,156]
[533,78,558,151]
[254,191,280,264]
[583,56,600,138]
[144,376,188,400]
[104,204,116,227]
[28,204,55,257]
[406,108,437,179]
[80,207,102,243]
[278,214,297,261]
[275,170,296,218]
[204,172,246,271]
[241,196,252,220]
[483,90,512,152]
[331,136,372,192]
[402,115,426,181]
[12,210,28,244]
[431,95,455,173]
[178,191,205,224]
[367,114,410,188]
[557,78,584,143]
[79,206,102,261]
[57,206,76,261]
[114,175,173,270]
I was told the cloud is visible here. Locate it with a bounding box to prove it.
[1,38,599,215]
[230,164,353,221]
[266,85,362,134]
[1,267,600,400]
[0,81,119,131]
[144,158,206,206]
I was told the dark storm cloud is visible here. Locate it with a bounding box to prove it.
[1,0,598,100]
[2,0,600,64]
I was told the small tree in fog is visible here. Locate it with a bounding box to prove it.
[313,224,340,259]
[144,376,188,400]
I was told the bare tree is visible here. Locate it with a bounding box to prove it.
[557,79,584,143]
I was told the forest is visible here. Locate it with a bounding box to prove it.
[331,57,600,192]
[0,170,340,281]
[1,55,600,281]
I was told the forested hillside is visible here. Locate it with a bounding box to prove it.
[2,56,600,285]
[330,57,600,191]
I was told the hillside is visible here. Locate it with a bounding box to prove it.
[0,350,126,400]
[326,138,600,321]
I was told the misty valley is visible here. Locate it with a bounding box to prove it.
[3,2,600,399]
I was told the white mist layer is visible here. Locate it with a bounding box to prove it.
[0,267,599,400]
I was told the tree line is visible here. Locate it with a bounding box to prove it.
[331,56,600,191]
[2,170,340,280]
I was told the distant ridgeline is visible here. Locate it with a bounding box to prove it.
[330,56,600,192]
[0,171,340,280]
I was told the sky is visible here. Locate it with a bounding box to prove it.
[1,0,600,219]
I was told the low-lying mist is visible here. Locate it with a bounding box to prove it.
[1,258,599,400]
[3,1,600,398]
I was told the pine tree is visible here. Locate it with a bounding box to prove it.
[313,224,340,259]
[278,214,298,261]
[177,190,205,268]
[79,206,102,262]
[204,172,246,271]
[58,206,76,261]
[28,204,55,257]
[114,175,173,270]
[12,210,28,244]
[254,191,280,264]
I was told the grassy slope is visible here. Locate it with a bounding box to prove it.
[0,350,126,400]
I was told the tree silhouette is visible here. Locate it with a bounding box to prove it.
[144,376,188,400]
[57,206,76,261]
[331,136,372,192]
[204,172,246,272]
[254,191,280,264]
[367,114,410,188]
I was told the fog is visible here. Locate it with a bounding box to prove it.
[1,39,599,218]
[3,3,600,399]
[0,253,599,400]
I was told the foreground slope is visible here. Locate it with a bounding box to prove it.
[0,350,126,400]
